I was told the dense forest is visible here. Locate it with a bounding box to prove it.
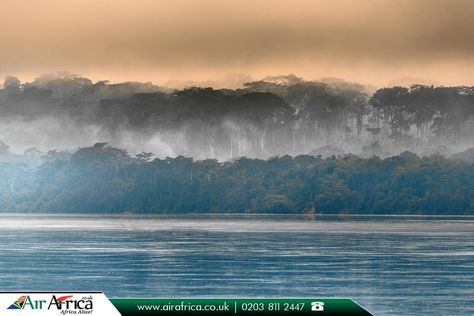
[0,143,473,214]
[1,73,473,160]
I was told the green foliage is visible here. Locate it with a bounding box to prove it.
[0,145,473,214]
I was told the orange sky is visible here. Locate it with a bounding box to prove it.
[0,0,472,87]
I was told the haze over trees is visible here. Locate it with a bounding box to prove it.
[1,73,473,160]
[0,73,473,214]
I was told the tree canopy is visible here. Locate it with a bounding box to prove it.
[0,144,472,214]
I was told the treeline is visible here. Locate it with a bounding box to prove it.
[1,73,473,159]
[1,144,473,214]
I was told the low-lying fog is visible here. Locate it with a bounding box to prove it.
[1,72,473,162]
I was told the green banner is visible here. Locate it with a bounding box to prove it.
[110,298,372,315]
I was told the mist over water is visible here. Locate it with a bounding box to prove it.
[1,73,473,161]
[1,215,473,316]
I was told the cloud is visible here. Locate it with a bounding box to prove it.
[0,0,472,86]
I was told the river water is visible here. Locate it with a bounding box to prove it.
[0,214,473,315]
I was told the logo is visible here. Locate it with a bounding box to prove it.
[6,294,93,313]
[1,292,120,316]
[7,296,27,310]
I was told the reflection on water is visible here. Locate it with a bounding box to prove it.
[0,215,473,316]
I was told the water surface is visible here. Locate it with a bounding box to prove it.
[0,214,473,316]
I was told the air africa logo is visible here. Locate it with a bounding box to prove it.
[7,295,93,313]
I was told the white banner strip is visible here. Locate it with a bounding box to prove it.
[0,292,121,315]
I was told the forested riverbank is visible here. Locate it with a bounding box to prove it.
[1,144,473,214]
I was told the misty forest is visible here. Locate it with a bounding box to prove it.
[0,73,473,214]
